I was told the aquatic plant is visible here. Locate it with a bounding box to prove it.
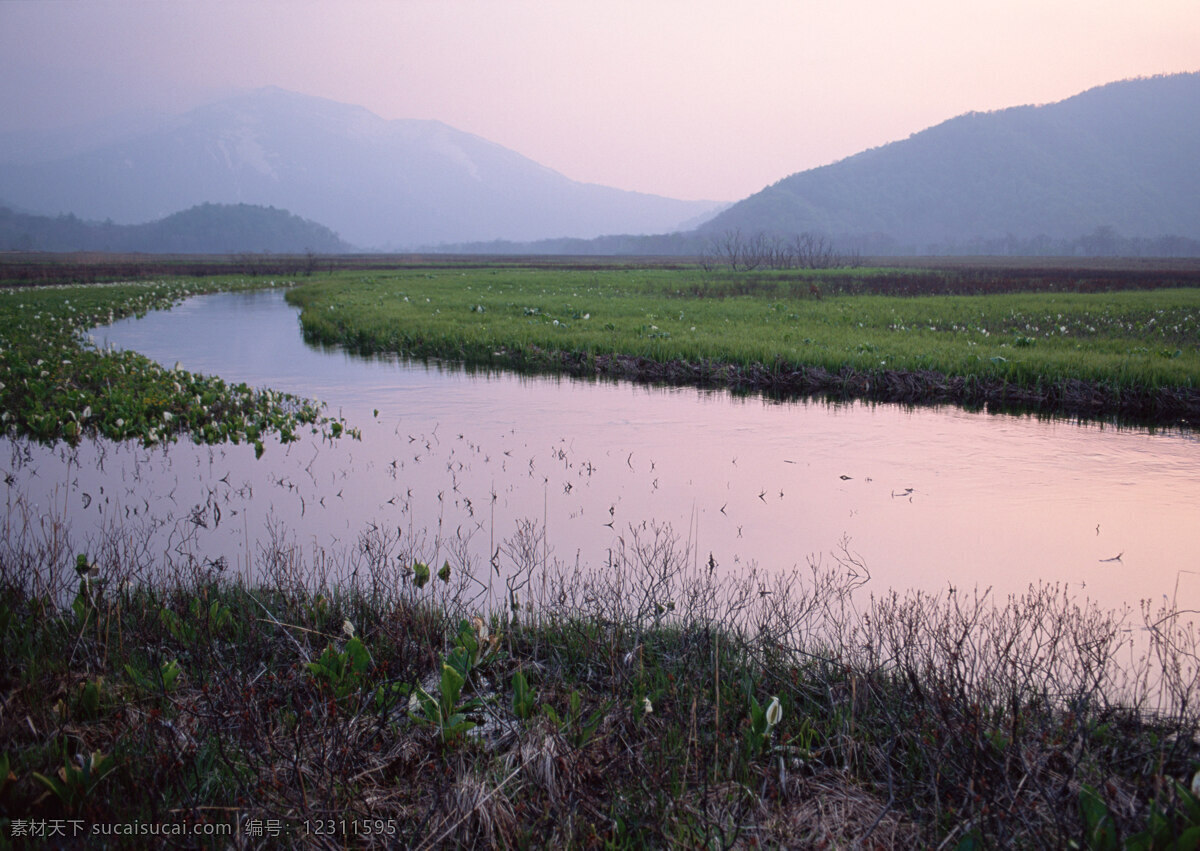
[0,278,352,449]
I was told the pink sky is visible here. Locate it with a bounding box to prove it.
[1,0,1197,201]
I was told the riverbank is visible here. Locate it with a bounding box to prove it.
[287,264,1200,428]
[2,519,1198,848]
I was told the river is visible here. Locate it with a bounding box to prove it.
[7,288,1198,618]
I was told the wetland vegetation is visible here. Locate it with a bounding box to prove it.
[1,255,1199,847]
[2,517,1199,848]
[288,261,1200,427]
[0,277,350,450]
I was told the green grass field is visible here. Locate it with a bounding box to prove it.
[287,265,1200,424]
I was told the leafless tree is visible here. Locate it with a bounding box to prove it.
[719,229,746,271]
[701,230,857,271]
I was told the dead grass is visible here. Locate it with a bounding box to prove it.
[0,501,1197,848]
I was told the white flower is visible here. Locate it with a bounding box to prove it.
[643,698,653,715]
[162,411,173,422]
[408,691,420,712]
[765,696,782,730]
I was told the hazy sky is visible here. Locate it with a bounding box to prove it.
[1,1,1197,201]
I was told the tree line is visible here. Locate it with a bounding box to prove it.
[700,230,863,271]
[0,203,350,255]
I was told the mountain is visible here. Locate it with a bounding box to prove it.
[698,73,1200,251]
[0,203,351,254]
[0,88,724,250]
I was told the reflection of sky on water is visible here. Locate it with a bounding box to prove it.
[12,288,1193,616]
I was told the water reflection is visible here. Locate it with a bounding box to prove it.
[5,289,1196,619]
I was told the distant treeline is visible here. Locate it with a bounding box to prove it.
[432,225,1200,259]
[4,198,1198,260]
[918,225,1200,258]
[0,203,352,254]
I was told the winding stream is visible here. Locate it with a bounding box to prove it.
[8,288,1198,617]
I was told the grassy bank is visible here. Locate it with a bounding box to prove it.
[288,265,1200,426]
[0,278,350,450]
[1,519,1198,848]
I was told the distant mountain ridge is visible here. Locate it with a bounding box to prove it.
[0,88,724,250]
[0,203,351,254]
[699,73,1200,251]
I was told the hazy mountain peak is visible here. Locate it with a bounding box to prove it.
[0,88,724,249]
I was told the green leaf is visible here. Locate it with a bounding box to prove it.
[344,636,370,676]
[441,663,465,711]
[577,704,607,747]
[1179,781,1200,825]
[446,646,471,680]
[78,679,102,719]
[1171,825,1200,851]
[1079,785,1118,851]
[443,714,477,737]
[512,671,535,720]
[160,659,182,693]
[411,688,440,724]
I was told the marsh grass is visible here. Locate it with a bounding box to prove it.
[0,278,350,449]
[288,266,1200,425]
[1,497,1196,848]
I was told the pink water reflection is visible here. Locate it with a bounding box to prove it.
[9,289,1193,619]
